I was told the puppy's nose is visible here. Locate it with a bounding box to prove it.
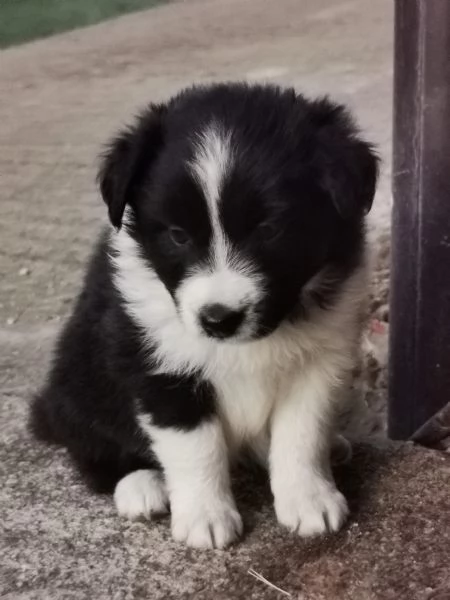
[200,303,246,338]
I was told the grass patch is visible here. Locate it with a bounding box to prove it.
[0,0,168,48]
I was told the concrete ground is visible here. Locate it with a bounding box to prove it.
[1,0,449,598]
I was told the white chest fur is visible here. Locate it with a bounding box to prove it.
[211,367,279,455]
[112,225,367,457]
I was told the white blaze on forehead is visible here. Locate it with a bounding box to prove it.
[190,124,231,206]
[182,123,264,338]
[189,124,232,267]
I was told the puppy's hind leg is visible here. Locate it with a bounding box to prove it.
[114,469,169,520]
[70,445,154,495]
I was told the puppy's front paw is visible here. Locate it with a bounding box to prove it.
[273,474,349,537]
[171,498,243,549]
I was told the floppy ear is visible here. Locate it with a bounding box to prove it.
[97,103,166,229]
[312,99,379,219]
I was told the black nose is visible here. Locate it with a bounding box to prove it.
[200,304,246,338]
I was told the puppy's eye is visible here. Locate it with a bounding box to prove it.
[258,221,280,242]
[168,226,191,246]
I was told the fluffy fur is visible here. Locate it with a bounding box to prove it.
[30,82,378,548]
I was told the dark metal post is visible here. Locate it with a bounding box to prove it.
[389,0,450,439]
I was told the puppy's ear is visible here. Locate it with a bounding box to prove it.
[311,99,379,219]
[98,103,166,229]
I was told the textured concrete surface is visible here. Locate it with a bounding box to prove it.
[2,350,450,600]
[1,329,450,599]
[2,0,448,599]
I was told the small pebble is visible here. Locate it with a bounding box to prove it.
[19,267,30,276]
[6,317,16,325]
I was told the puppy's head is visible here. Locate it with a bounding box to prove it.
[99,84,378,342]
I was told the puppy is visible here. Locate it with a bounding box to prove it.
[30,82,378,549]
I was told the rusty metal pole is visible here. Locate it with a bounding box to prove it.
[389,0,450,439]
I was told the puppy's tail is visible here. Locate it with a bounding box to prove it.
[28,393,61,446]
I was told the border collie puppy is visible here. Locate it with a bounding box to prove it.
[30,83,378,549]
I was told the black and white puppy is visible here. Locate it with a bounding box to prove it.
[30,83,378,549]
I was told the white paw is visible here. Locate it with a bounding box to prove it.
[171,498,243,549]
[273,474,349,537]
[114,469,169,520]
